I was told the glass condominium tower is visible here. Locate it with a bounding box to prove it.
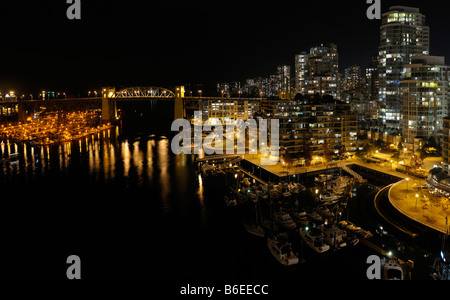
[378,6,430,133]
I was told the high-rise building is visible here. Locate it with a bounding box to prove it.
[344,65,362,91]
[307,44,339,99]
[400,56,450,146]
[294,43,339,99]
[378,6,430,132]
[294,52,308,95]
[277,65,291,99]
[261,95,357,162]
[366,53,380,102]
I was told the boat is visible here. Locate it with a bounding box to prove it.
[322,225,347,249]
[267,234,299,266]
[290,210,309,226]
[255,189,269,200]
[328,176,350,190]
[357,230,373,239]
[224,195,237,207]
[307,212,323,223]
[300,227,330,254]
[383,258,404,280]
[289,182,306,192]
[248,192,258,203]
[338,221,362,232]
[320,192,340,202]
[244,222,265,238]
[315,174,332,183]
[317,206,334,218]
[344,232,360,246]
[275,213,297,230]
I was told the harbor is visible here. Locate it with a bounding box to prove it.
[194,153,433,279]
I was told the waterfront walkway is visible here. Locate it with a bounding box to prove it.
[243,154,410,179]
[388,179,450,234]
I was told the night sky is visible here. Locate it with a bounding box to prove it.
[0,0,448,94]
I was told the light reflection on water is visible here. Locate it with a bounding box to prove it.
[0,126,206,220]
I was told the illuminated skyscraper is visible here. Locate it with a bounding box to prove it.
[277,65,291,99]
[294,52,309,94]
[294,43,339,99]
[400,56,449,146]
[378,6,430,132]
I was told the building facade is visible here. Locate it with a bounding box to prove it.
[294,43,339,99]
[378,6,430,132]
[261,95,357,162]
[400,56,450,146]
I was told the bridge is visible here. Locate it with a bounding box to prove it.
[2,86,264,123]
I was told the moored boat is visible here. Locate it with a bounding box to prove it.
[267,233,299,266]
[299,227,330,254]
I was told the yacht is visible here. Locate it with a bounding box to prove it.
[267,234,299,266]
[244,223,265,238]
[307,212,323,224]
[275,213,297,230]
[300,227,330,254]
[322,225,347,249]
[317,206,334,219]
[315,174,332,183]
[290,210,309,226]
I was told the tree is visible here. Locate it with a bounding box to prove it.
[304,144,313,167]
[391,151,400,164]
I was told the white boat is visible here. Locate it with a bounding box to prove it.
[276,213,297,230]
[307,212,323,223]
[315,174,332,183]
[288,183,299,194]
[300,227,330,254]
[383,258,404,280]
[329,176,349,190]
[290,210,309,226]
[267,235,299,266]
[323,225,347,249]
[244,223,265,238]
[320,192,339,202]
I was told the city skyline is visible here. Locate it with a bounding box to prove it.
[1,0,449,94]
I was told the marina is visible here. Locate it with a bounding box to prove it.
[196,155,395,268]
[0,110,113,146]
[193,150,450,280]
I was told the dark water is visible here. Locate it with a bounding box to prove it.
[0,102,441,281]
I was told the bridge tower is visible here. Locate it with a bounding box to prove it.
[174,86,185,120]
[102,87,116,122]
[17,100,27,122]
